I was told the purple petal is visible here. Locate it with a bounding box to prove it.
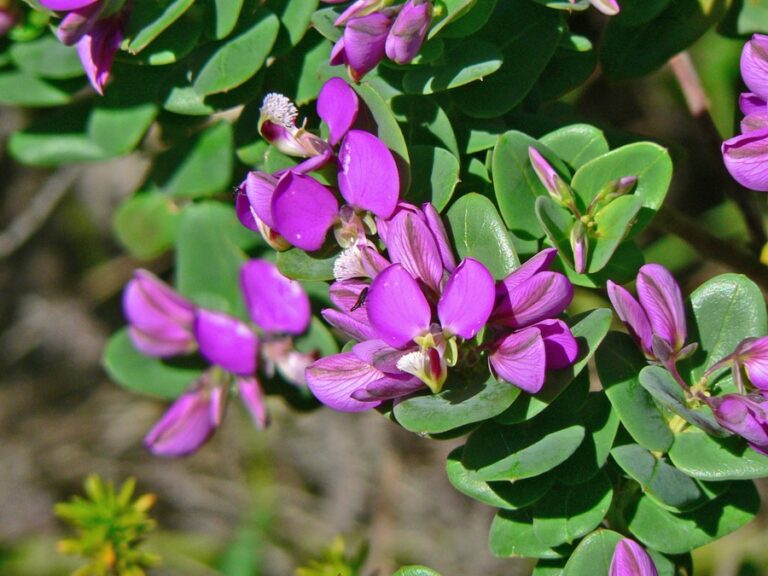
[637,264,687,352]
[40,0,99,10]
[128,326,196,358]
[535,319,579,370]
[742,35,768,102]
[607,281,654,356]
[194,310,258,376]
[244,171,278,228]
[489,327,546,393]
[385,0,432,64]
[237,377,269,429]
[56,5,99,45]
[306,352,384,411]
[352,373,424,400]
[271,172,339,251]
[235,186,260,232]
[385,209,444,293]
[341,13,391,80]
[330,36,346,66]
[352,339,407,373]
[529,146,568,200]
[317,77,359,146]
[722,126,768,192]
[422,202,457,272]
[497,248,558,292]
[589,0,620,15]
[738,337,768,389]
[742,110,768,133]
[240,259,311,335]
[493,271,573,328]
[338,130,399,217]
[438,258,495,339]
[77,16,122,95]
[740,92,766,116]
[144,385,219,457]
[323,280,378,341]
[367,264,431,348]
[335,0,382,26]
[609,539,658,576]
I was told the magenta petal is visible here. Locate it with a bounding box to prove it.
[128,326,195,358]
[742,110,768,133]
[338,130,399,217]
[352,374,424,400]
[422,202,457,272]
[493,271,573,328]
[609,539,659,576]
[636,264,686,352]
[438,258,495,339]
[335,0,382,26]
[742,35,768,102]
[56,6,99,45]
[77,17,122,95]
[235,186,260,231]
[240,259,311,335]
[738,337,768,389]
[384,0,432,64]
[489,327,547,393]
[607,281,654,356]
[740,92,766,116]
[498,248,558,293]
[194,310,258,375]
[385,210,443,292]
[722,127,768,192]
[237,377,269,429]
[535,319,579,370]
[367,264,431,348]
[322,309,376,341]
[589,0,620,15]
[342,12,391,80]
[271,172,339,251]
[245,171,278,228]
[325,280,378,341]
[306,352,384,411]
[40,0,99,10]
[317,77,359,146]
[144,386,218,457]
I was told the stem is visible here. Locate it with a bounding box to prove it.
[669,52,767,254]
[653,204,768,292]
[664,359,691,395]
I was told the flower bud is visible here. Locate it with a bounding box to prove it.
[334,12,392,81]
[123,270,196,358]
[570,220,589,274]
[709,393,768,455]
[609,538,658,576]
[335,0,389,26]
[385,0,432,65]
[588,175,637,213]
[259,93,331,158]
[528,147,573,206]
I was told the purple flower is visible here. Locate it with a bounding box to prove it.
[705,336,768,393]
[385,0,432,65]
[528,147,572,205]
[607,264,689,362]
[488,248,578,393]
[125,260,313,456]
[331,11,393,81]
[122,270,196,358]
[709,393,768,455]
[609,538,658,576]
[586,0,620,15]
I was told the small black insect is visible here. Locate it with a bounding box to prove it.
[350,287,369,312]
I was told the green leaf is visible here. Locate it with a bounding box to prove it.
[212,0,243,39]
[394,372,520,435]
[154,121,234,198]
[601,0,728,80]
[10,35,83,79]
[193,11,279,95]
[103,329,201,399]
[127,12,202,65]
[536,42,596,103]
[446,446,554,510]
[311,6,343,43]
[535,196,575,267]
[175,202,255,317]
[562,530,623,576]
[125,0,196,54]
[532,558,567,576]
[276,248,337,281]
[615,0,672,26]
[638,366,726,435]
[440,0,498,38]
[114,192,180,260]
[429,0,477,38]
[445,193,519,278]
[668,428,768,480]
[462,420,585,481]
[611,444,706,512]
[560,241,645,289]
[489,509,572,559]
[0,71,81,107]
[294,317,339,358]
[597,332,674,452]
[402,39,502,94]
[720,0,768,36]
[540,124,609,171]
[493,130,570,238]
[589,195,643,272]
[88,103,158,156]
[532,472,613,547]
[626,482,759,554]
[686,273,768,384]
[451,0,562,118]
[392,566,443,576]
[405,146,460,212]
[570,142,672,235]
[497,309,612,424]
[279,0,320,49]
[391,95,460,158]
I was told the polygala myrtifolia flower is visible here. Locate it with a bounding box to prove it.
[123,260,315,456]
[528,146,637,273]
[39,0,127,94]
[607,264,697,387]
[723,34,768,192]
[707,393,768,455]
[236,77,400,253]
[325,0,433,81]
[609,538,658,576]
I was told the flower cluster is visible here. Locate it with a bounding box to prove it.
[123,260,315,456]
[322,0,433,81]
[307,202,578,412]
[723,34,768,192]
[39,0,126,94]
[236,78,399,253]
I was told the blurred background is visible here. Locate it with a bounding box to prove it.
[2,21,768,576]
